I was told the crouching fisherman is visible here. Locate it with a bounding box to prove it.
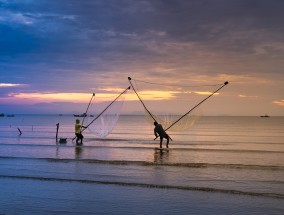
[75,119,86,145]
[154,121,170,148]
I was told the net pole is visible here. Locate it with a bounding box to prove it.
[81,86,130,132]
[72,93,95,141]
[81,93,95,130]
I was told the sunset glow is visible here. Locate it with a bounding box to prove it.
[273,100,284,106]
[194,92,219,96]
[0,0,283,115]
[11,92,134,103]
[10,90,178,103]
[238,95,259,98]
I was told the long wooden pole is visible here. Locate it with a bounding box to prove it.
[72,93,95,141]
[56,123,59,142]
[81,93,95,130]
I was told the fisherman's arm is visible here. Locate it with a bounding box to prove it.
[154,129,158,137]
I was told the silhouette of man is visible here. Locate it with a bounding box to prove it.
[154,121,170,148]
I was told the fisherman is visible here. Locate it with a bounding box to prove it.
[75,119,86,145]
[154,121,170,148]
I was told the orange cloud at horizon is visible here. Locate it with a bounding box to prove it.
[272,100,284,106]
[194,91,219,95]
[238,94,258,98]
[6,89,224,104]
[9,91,174,103]
[11,92,126,103]
[128,90,177,100]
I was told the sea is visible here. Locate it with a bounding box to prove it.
[0,115,283,215]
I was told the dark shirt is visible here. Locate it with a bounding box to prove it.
[154,124,167,138]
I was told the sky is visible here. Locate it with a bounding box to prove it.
[0,0,284,116]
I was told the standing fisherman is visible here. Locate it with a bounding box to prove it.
[72,93,95,142]
[75,119,86,145]
[154,121,170,148]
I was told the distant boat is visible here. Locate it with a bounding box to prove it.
[6,114,15,117]
[260,114,270,118]
[73,113,94,117]
[73,113,87,117]
[0,113,4,117]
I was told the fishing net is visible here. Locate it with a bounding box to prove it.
[85,88,127,138]
[130,78,223,132]
[145,108,202,132]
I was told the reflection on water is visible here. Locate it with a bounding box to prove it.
[154,149,169,164]
[75,146,83,159]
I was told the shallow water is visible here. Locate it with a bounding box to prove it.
[0,115,283,214]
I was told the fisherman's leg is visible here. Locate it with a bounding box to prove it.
[76,134,80,144]
[80,134,84,144]
[160,137,163,148]
[77,134,83,145]
[166,137,169,148]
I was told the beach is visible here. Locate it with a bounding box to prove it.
[0,115,283,214]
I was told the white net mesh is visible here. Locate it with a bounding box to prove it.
[85,90,127,138]
[145,108,202,132]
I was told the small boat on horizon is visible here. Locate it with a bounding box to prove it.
[73,113,94,117]
[73,113,87,117]
[0,113,15,117]
[260,114,270,117]
[6,114,15,117]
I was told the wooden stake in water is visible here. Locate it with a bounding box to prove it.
[56,123,59,143]
[17,127,22,136]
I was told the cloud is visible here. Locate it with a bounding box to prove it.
[1,0,284,115]
[194,91,219,96]
[1,1,284,80]
[0,83,26,87]
[9,91,134,103]
[273,100,284,106]
[238,94,258,98]
[0,10,34,25]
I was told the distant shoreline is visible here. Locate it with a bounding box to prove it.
[2,114,283,117]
